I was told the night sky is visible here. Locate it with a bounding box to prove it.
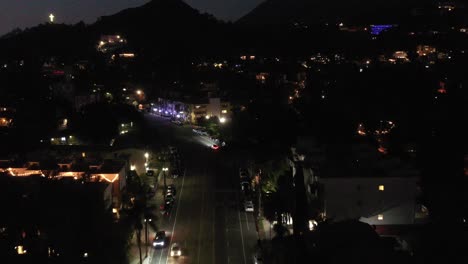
[0,0,263,35]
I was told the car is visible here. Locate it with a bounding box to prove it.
[152,231,166,248]
[165,193,175,202]
[211,144,219,150]
[239,168,249,178]
[171,169,180,178]
[169,146,178,154]
[253,252,263,264]
[244,200,254,212]
[166,185,176,196]
[161,203,172,215]
[170,243,182,257]
[241,182,251,192]
[146,170,155,176]
[171,120,183,126]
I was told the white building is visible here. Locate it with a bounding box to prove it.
[320,176,418,225]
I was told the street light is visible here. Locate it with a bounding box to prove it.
[144,153,149,170]
[220,117,226,123]
[144,217,152,258]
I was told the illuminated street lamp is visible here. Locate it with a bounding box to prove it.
[136,90,142,95]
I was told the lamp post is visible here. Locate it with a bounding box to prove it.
[144,217,152,258]
[162,167,168,188]
[144,152,149,172]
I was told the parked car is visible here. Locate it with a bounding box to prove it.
[165,194,175,203]
[172,169,180,178]
[170,243,182,257]
[241,182,251,192]
[169,146,178,154]
[239,168,249,179]
[152,231,166,248]
[252,251,263,264]
[166,184,176,196]
[160,202,173,215]
[244,200,254,212]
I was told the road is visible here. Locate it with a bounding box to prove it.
[143,114,259,264]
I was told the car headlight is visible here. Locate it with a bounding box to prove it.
[171,252,174,256]
[153,242,157,246]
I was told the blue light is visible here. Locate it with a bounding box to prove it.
[370,25,394,35]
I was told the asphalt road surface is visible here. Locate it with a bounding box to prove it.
[144,114,259,264]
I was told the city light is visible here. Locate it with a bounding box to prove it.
[220,117,226,123]
[136,90,142,95]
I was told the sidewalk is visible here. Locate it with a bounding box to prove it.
[258,217,273,240]
[129,163,171,264]
[128,230,153,264]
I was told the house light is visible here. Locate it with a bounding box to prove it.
[205,115,210,119]
[378,214,384,220]
[379,185,384,191]
[222,110,227,114]
[16,245,27,255]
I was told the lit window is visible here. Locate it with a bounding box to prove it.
[378,214,383,220]
[379,185,384,191]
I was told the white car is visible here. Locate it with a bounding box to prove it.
[244,201,254,212]
[170,243,182,257]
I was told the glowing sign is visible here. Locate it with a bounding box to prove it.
[370,25,394,35]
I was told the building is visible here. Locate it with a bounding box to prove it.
[0,106,15,128]
[97,35,127,53]
[153,97,231,124]
[90,159,127,210]
[291,139,425,233]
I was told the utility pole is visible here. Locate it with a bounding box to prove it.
[144,219,148,258]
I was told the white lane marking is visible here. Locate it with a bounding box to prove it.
[165,168,187,264]
[157,247,165,264]
[244,211,250,231]
[237,209,247,264]
[197,170,206,264]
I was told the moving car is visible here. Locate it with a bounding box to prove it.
[170,243,182,257]
[244,200,254,212]
[152,231,166,248]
